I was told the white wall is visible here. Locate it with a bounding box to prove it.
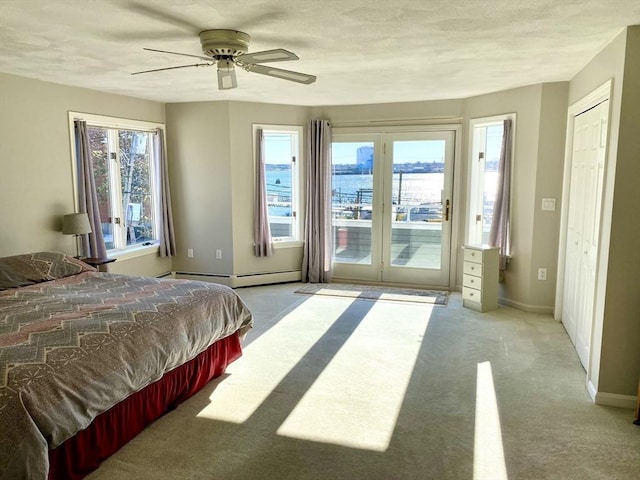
[0,73,170,277]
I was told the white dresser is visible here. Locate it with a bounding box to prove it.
[462,245,500,312]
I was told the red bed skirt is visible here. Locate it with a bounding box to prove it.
[48,332,243,480]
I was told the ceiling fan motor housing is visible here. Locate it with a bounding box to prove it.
[200,29,250,57]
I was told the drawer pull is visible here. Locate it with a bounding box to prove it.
[469,292,474,297]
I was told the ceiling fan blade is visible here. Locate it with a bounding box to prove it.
[144,48,213,62]
[235,48,299,64]
[131,63,213,75]
[247,64,316,85]
[217,60,238,90]
[230,11,288,31]
[128,1,201,34]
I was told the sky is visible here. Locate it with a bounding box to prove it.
[263,135,447,165]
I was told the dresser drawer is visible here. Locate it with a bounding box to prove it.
[463,273,482,289]
[464,248,483,264]
[462,287,482,303]
[463,261,483,277]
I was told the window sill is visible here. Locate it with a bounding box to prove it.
[108,243,160,261]
[273,240,304,249]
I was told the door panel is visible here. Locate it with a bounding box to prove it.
[382,132,454,286]
[331,136,381,282]
[562,100,608,370]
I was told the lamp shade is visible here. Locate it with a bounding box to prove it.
[62,213,92,235]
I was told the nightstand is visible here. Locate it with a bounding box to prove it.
[82,257,116,272]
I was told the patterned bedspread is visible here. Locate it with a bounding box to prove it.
[0,270,253,480]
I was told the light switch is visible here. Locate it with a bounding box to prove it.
[541,198,556,211]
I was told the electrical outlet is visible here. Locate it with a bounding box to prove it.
[537,268,547,281]
[215,249,222,259]
[187,248,193,258]
[541,198,556,211]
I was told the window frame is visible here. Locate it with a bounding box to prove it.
[253,124,304,247]
[467,113,516,246]
[68,112,166,259]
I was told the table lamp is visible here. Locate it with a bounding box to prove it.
[62,213,92,258]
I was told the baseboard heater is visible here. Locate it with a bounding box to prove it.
[174,270,301,288]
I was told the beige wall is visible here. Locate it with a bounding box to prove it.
[464,85,544,308]
[228,101,310,276]
[531,83,570,306]
[165,101,310,280]
[166,101,235,275]
[0,73,169,276]
[567,26,640,398]
[1,26,637,400]
[312,88,567,311]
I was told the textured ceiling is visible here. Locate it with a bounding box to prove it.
[1,1,639,106]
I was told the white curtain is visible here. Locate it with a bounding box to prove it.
[489,118,513,271]
[254,128,274,257]
[154,128,177,257]
[74,120,107,259]
[302,119,333,283]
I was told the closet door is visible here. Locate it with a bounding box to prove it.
[562,100,608,370]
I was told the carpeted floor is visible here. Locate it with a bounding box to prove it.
[295,282,449,305]
[87,283,640,480]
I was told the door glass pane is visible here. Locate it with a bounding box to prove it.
[331,142,374,265]
[119,130,155,246]
[390,140,445,269]
[88,127,114,250]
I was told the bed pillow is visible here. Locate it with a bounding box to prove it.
[0,252,96,289]
[0,263,35,290]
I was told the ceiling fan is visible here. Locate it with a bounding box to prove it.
[132,29,316,90]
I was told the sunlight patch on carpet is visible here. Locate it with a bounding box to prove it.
[474,361,508,480]
[295,283,448,305]
[276,301,433,451]
[197,296,353,424]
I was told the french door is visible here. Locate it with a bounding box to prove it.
[331,130,455,288]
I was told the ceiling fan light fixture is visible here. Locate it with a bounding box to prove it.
[217,59,237,90]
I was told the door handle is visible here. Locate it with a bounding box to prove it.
[444,199,450,221]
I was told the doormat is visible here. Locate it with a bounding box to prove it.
[295,283,449,305]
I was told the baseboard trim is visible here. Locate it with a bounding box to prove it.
[173,270,301,288]
[498,297,554,314]
[588,380,637,409]
[174,272,232,286]
[231,270,301,288]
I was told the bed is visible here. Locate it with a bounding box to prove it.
[0,252,253,480]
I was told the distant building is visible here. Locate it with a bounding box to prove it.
[356,146,373,172]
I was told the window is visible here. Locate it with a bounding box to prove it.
[468,114,514,245]
[70,113,163,253]
[255,125,303,242]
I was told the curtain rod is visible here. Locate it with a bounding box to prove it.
[329,116,463,128]
[73,119,161,134]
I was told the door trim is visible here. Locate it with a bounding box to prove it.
[555,79,612,399]
[554,80,612,319]
[331,123,462,290]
